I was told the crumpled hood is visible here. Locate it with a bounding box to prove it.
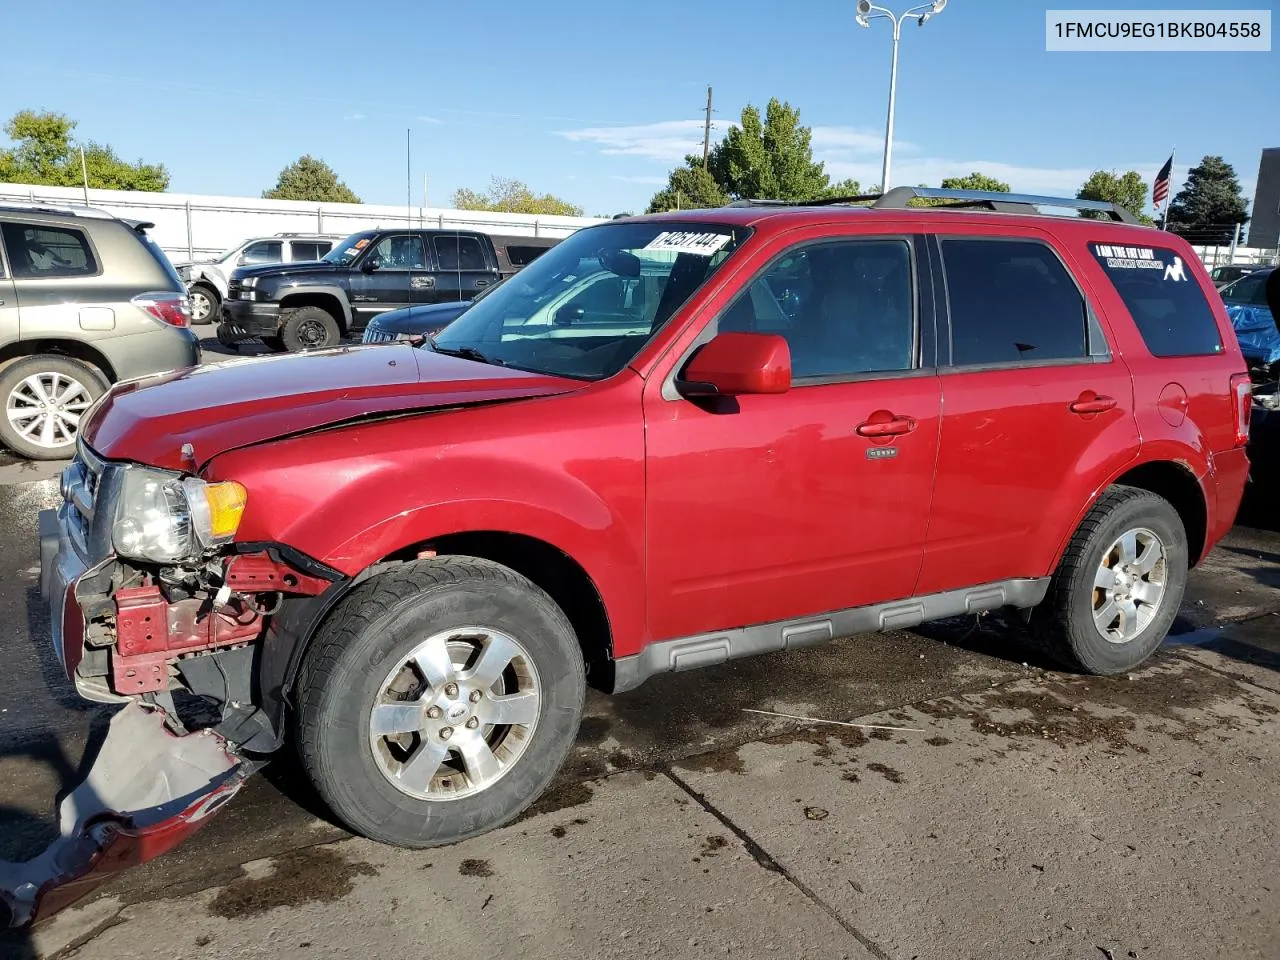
[232,261,334,282]
[81,345,584,471]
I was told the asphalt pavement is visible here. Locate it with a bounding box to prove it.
[1,336,1278,958]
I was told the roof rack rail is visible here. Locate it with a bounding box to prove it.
[724,188,1143,225]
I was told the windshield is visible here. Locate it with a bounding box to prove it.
[431,221,750,380]
[323,231,378,266]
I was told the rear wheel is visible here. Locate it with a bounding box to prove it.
[1030,485,1187,675]
[280,306,341,352]
[295,557,585,848]
[189,284,219,325]
[0,356,108,460]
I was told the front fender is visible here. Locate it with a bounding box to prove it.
[277,286,353,327]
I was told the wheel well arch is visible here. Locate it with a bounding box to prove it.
[386,531,616,688]
[190,279,221,299]
[279,291,349,334]
[1112,460,1208,566]
[0,339,117,383]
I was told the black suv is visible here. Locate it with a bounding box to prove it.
[217,228,558,351]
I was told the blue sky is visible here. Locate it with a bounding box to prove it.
[0,0,1274,217]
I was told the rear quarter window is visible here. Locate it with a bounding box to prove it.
[1089,242,1224,358]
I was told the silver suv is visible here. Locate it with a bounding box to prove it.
[0,203,200,460]
[175,233,341,324]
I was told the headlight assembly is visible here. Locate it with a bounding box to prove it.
[111,468,247,563]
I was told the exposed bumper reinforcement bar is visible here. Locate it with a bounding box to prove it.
[0,701,263,929]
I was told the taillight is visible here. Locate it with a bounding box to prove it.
[133,291,191,328]
[1230,372,1252,447]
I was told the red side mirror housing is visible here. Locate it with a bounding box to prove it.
[678,332,791,397]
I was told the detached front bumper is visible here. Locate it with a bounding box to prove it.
[219,299,281,341]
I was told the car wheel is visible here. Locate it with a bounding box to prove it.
[189,285,219,325]
[295,557,585,848]
[1030,485,1187,675]
[280,307,341,352]
[0,356,108,460]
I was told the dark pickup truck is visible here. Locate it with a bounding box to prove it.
[217,228,559,352]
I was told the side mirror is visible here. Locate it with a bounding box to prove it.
[361,257,380,273]
[677,332,791,397]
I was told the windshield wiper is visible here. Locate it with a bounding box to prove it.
[431,343,505,366]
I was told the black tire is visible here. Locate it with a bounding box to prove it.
[295,556,586,848]
[0,355,108,460]
[260,336,285,352]
[215,323,240,350]
[188,284,219,325]
[1030,485,1187,675]
[280,306,341,352]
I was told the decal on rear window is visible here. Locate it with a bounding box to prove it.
[1092,244,1189,283]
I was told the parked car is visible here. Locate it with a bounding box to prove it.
[1220,267,1278,379]
[39,188,1250,872]
[0,203,199,460]
[217,230,560,352]
[1210,262,1267,289]
[361,276,508,344]
[174,233,341,325]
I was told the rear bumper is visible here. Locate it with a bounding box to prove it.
[220,299,280,339]
[98,327,201,381]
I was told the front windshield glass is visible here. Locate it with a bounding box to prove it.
[323,231,378,266]
[431,221,750,380]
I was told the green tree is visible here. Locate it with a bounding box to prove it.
[262,155,360,203]
[453,176,583,216]
[0,110,168,191]
[1076,169,1153,224]
[646,158,729,213]
[940,172,1011,193]
[820,177,864,199]
[1167,155,1249,245]
[706,99,830,201]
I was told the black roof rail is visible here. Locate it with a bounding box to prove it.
[724,188,1143,225]
[874,186,1143,224]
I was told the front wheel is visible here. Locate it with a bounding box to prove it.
[1030,485,1187,675]
[0,356,108,460]
[280,306,341,352]
[189,285,219,325]
[295,557,586,848]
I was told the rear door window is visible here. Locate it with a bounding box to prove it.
[289,241,325,262]
[1221,272,1270,306]
[434,235,488,271]
[1089,243,1225,357]
[1,223,98,279]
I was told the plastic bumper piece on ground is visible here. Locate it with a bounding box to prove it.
[0,700,262,929]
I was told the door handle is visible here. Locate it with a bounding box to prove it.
[475,280,489,288]
[856,416,916,438]
[1069,393,1117,415]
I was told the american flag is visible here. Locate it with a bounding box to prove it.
[1152,154,1173,208]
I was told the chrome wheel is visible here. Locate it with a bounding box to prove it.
[1092,527,1167,643]
[369,626,541,801]
[190,288,214,322]
[5,372,93,451]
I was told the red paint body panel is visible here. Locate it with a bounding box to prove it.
[83,345,584,471]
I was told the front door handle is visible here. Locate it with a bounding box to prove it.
[856,415,916,438]
[1069,392,1117,415]
[475,279,489,288]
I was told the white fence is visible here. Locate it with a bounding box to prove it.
[0,182,608,261]
[1193,245,1279,269]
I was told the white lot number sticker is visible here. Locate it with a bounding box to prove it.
[1094,244,1187,281]
[644,231,732,256]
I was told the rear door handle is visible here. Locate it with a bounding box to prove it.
[475,279,489,288]
[856,416,916,438]
[1069,393,1117,415]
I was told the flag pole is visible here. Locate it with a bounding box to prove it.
[1160,146,1175,231]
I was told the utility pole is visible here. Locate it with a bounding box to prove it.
[702,86,713,166]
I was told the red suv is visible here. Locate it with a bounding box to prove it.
[40,188,1251,850]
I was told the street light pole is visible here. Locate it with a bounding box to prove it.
[856,0,948,193]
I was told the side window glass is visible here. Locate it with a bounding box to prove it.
[240,240,282,265]
[718,239,915,379]
[290,242,321,261]
[371,235,427,269]
[1089,242,1224,357]
[434,236,487,271]
[0,223,98,279]
[941,239,1087,366]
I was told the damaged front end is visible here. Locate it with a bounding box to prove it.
[4,439,340,929]
[0,701,260,928]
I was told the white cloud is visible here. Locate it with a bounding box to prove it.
[343,112,365,121]
[610,174,667,186]
[559,120,708,163]
[417,115,443,124]
[811,126,911,156]
[822,156,1161,196]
